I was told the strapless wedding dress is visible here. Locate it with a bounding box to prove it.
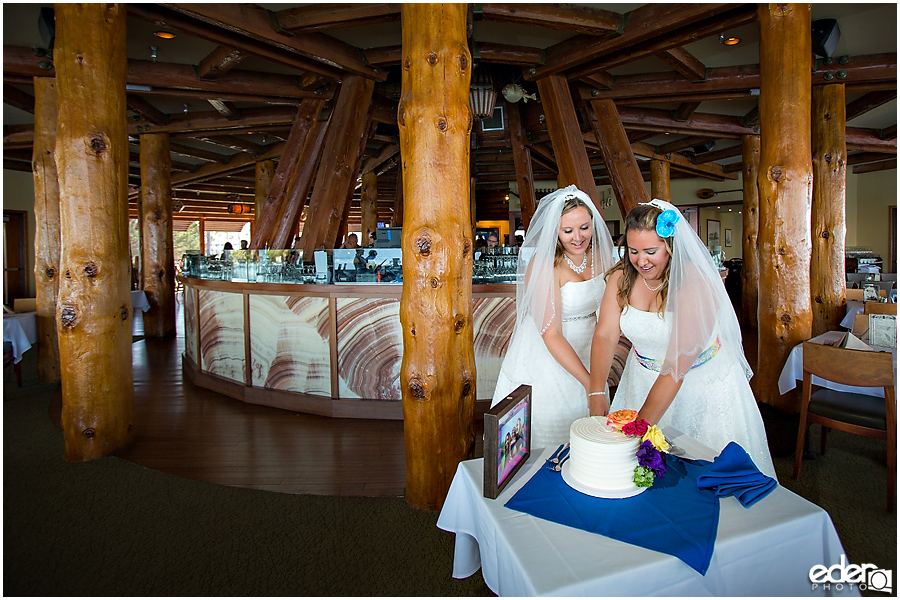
[612,306,777,479]
[491,276,604,450]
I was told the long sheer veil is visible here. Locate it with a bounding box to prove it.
[515,185,618,338]
[646,199,752,381]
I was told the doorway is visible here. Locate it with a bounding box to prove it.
[3,210,28,307]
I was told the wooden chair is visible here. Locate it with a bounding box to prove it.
[865,301,897,315]
[793,342,896,511]
[846,288,865,301]
[12,297,36,312]
[852,314,870,339]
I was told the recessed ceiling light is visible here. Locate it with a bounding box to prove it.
[719,34,741,46]
[154,31,176,39]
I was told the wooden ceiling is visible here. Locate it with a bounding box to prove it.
[3,3,897,231]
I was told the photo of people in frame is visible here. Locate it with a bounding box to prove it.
[497,397,530,484]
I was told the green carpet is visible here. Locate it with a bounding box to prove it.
[3,355,895,596]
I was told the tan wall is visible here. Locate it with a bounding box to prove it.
[853,168,896,265]
[3,169,37,297]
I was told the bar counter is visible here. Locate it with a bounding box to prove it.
[179,276,515,420]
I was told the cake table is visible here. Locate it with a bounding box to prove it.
[436,427,854,597]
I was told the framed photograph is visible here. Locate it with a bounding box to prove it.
[707,219,721,248]
[724,228,732,247]
[483,384,531,499]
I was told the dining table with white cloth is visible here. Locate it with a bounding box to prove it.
[437,427,852,597]
[3,311,38,364]
[839,300,864,329]
[131,290,151,313]
[778,330,897,399]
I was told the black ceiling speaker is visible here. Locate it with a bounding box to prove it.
[38,7,55,50]
[811,18,841,58]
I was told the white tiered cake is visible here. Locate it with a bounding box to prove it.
[562,416,644,498]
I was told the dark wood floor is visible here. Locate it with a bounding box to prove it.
[113,302,413,497]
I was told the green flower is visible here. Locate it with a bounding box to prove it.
[633,465,655,487]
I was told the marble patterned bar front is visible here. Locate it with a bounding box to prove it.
[180,277,515,419]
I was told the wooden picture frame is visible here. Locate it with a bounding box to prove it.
[707,219,721,248]
[483,384,532,499]
[725,228,732,247]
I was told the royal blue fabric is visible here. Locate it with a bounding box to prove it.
[505,454,720,575]
[695,442,777,508]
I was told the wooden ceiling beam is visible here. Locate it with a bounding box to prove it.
[476,42,544,66]
[169,142,232,164]
[845,90,897,122]
[276,3,401,32]
[127,4,344,80]
[208,99,241,120]
[126,93,168,125]
[656,134,716,155]
[631,141,735,180]
[567,5,757,81]
[197,45,248,80]
[693,143,744,164]
[129,105,296,136]
[656,47,707,82]
[479,3,622,36]
[529,4,740,80]
[674,101,702,122]
[3,83,34,114]
[364,45,401,68]
[161,3,385,81]
[616,105,757,137]
[847,151,895,165]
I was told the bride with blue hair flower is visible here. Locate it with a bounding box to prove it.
[588,200,776,479]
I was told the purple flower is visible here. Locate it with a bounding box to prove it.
[636,440,667,478]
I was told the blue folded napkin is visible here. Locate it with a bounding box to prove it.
[505,454,719,575]
[695,442,777,508]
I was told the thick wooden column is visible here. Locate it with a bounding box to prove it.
[360,171,378,242]
[589,98,649,215]
[254,160,274,235]
[140,133,176,337]
[250,100,325,249]
[506,100,536,228]
[811,83,847,337]
[271,118,328,249]
[650,159,671,201]
[399,3,475,510]
[741,134,761,329]
[54,3,135,461]
[756,3,813,411]
[32,76,61,383]
[537,75,599,206]
[298,76,374,254]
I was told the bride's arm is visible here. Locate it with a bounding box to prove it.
[540,270,591,391]
[588,270,623,416]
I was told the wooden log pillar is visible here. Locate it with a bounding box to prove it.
[650,159,671,201]
[811,83,847,337]
[255,159,274,235]
[536,75,599,207]
[198,217,206,254]
[139,133,176,337]
[32,76,61,383]
[250,100,325,249]
[271,118,328,249]
[756,3,813,411]
[298,77,374,254]
[54,3,136,461]
[741,134,761,329]
[506,100,536,228]
[399,3,475,510]
[589,98,649,216]
[360,171,378,243]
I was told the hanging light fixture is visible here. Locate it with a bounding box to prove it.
[469,65,497,120]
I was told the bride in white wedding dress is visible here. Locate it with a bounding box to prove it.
[589,201,776,479]
[491,186,617,450]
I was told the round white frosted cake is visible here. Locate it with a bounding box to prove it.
[564,416,641,497]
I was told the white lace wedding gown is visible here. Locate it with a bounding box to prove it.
[612,306,777,479]
[491,276,604,450]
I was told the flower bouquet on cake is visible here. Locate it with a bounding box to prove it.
[606,409,669,488]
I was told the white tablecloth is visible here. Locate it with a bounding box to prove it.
[778,331,896,398]
[839,300,864,329]
[131,290,150,313]
[437,428,853,597]
[3,312,37,364]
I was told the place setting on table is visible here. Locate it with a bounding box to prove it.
[438,385,852,597]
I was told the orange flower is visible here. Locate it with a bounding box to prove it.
[606,409,638,431]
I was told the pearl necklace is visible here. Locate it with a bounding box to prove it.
[642,276,664,292]
[564,252,587,274]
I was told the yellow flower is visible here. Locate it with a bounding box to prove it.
[641,425,669,452]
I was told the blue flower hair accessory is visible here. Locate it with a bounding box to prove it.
[656,209,680,238]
